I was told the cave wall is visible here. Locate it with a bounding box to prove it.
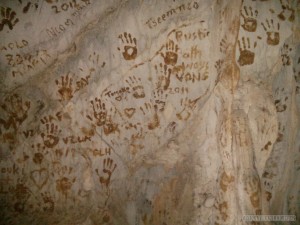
[0,0,299,224]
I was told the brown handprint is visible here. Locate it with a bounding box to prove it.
[14,178,31,201]
[0,94,30,134]
[96,157,117,187]
[278,0,295,22]
[33,152,44,164]
[176,97,199,121]
[55,72,74,101]
[0,7,19,31]
[18,0,39,14]
[154,63,172,90]
[215,200,229,221]
[103,108,119,136]
[31,143,46,164]
[40,121,61,148]
[294,67,300,85]
[220,171,235,192]
[140,102,160,130]
[56,176,76,198]
[245,176,261,209]
[219,35,231,54]
[281,43,292,66]
[160,39,179,66]
[276,121,285,142]
[12,179,31,214]
[166,121,177,134]
[125,75,146,99]
[1,94,30,124]
[41,192,54,213]
[261,19,280,46]
[237,37,257,66]
[293,67,300,95]
[118,32,138,60]
[88,98,118,135]
[214,59,224,80]
[240,6,258,32]
[152,89,168,112]
[89,98,107,126]
[274,96,288,112]
[14,201,25,213]
[88,51,101,65]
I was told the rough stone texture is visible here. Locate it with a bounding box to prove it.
[0,0,299,224]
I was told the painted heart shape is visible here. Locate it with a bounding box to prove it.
[30,168,49,189]
[124,108,136,118]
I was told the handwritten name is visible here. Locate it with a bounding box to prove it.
[174,61,209,82]
[88,147,111,157]
[104,87,130,101]
[0,164,24,175]
[62,135,91,144]
[167,86,189,94]
[71,0,91,17]
[145,1,201,29]
[7,50,51,77]
[46,18,74,38]
[175,28,209,42]
[0,40,29,52]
